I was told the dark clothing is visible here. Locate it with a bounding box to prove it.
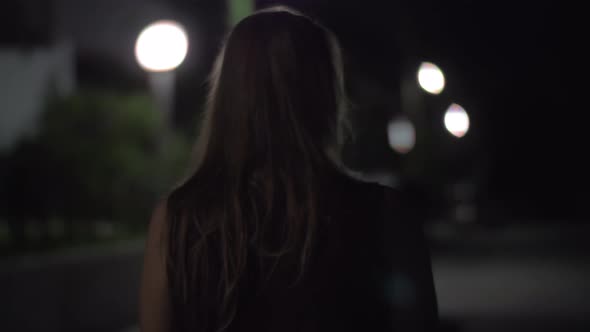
[172,173,438,332]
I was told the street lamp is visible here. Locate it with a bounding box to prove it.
[135,20,188,125]
[444,103,470,138]
[417,62,445,95]
[387,116,416,154]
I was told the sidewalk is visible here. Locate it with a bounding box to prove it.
[0,238,145,332]
[429,222,590,332]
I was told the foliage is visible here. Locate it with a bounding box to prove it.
[0,90,190,250]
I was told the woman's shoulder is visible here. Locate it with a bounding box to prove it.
[146,198,169,252]
[335,170,425,234]
[336,169,404,205]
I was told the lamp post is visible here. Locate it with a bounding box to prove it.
[399,61,447,177]
[135,20,189,127]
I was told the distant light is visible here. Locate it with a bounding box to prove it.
[444,103,470,138]
[135,21,188,72]
[417,62,445,94]
[387,116,416,154]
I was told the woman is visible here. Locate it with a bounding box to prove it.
[140,6,438,332]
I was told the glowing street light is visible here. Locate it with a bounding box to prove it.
[444,103,470,138]
[135,20,189,124]
[387,116,416,154]
[417,62,445,95]
[135,21,188,72]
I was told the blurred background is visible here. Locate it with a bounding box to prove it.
[0,0,585,331]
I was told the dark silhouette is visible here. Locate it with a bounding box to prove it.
[140,6,438,332]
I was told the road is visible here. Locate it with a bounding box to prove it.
[429,222,590,332]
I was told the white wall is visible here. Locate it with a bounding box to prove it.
[0,43,75,151]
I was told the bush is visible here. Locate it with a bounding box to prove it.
[0,90,190,250]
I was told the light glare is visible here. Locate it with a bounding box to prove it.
[444,103,470,138]
[135,21,188,72]
[417,62,445,94]
[387,116,416,154]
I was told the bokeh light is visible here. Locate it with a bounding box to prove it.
[135,20,189,72]
[417,62,445,94]
[387,116,416,154]
[444,103,470,138]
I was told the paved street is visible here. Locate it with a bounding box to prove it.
[430,222,590,332]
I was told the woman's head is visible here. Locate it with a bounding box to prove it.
[195,6,346,174]
[167,7,348,332]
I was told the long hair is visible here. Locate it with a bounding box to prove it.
[166,6,348,331]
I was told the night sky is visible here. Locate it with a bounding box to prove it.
[260,0,576,219]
